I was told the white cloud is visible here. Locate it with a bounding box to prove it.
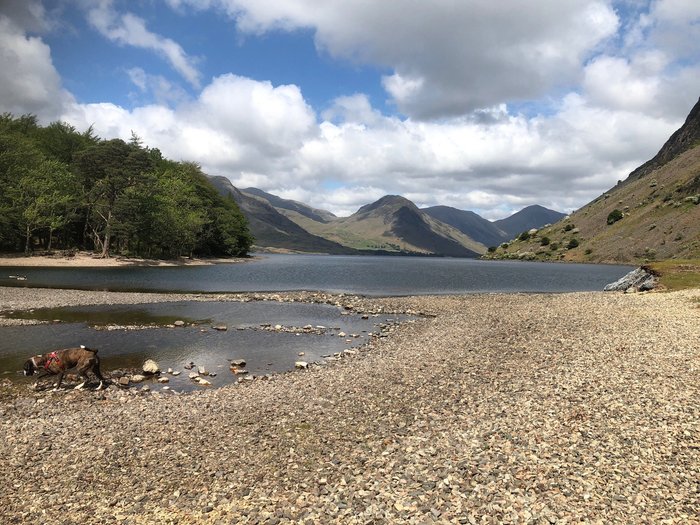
[0,9,73,121]
[86,0,201,88]
[167,0,620,118]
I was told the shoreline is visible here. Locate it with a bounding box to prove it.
[0,286,698,522]
[0,251,253,268]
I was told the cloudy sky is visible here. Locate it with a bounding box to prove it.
[1,0,699,218]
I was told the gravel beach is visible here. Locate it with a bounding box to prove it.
[0,286,698,524]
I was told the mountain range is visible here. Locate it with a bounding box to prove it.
[208,177,565,257]
[486,96,700,263]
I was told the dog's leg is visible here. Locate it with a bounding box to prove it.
[91,359,106,390]
[53,371,65,391]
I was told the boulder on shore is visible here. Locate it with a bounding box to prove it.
[604,267,658,293]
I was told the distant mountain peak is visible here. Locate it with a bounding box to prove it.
[355,195,417,216]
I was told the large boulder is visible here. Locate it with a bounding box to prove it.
[604,267,658,292]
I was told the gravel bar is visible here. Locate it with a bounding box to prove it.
[0,286,699,524]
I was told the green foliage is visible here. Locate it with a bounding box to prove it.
[540,236,550,246]
[487,246,497,253]
[564,224,574,232]
[567,238,580,249]
[550,243,559,251]
[0,113,251,258]
[518,231,530,241]
[607,209,623,225]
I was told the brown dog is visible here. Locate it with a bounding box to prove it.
[23,345,105,390]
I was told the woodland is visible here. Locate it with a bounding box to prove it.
[0,114,252,258]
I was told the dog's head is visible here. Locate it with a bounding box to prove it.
[23,355,43,376]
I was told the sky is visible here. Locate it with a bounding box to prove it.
[1,0,699,219]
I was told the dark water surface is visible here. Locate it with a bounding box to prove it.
[0,254,632,295]
[0,301,407,391]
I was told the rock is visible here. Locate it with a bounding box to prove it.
[295,361,309,369]
[338,331,346,337]
[142,359,160,375]
[157,377,169,384]
[274,324,283,330]
[230,359,246,367]
[230,368,248,375]
[197,366,208,376]
[167,368,173,374]
[171,370,181,376]
[298,352,305,356]
[173,320,185,327]
[604,267,658,292]
[188,372,199,380]
[130,374,146,383]
[194,377,211,386]
[212,324,228,331]
[118,377,130,386]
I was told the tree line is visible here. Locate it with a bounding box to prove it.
[0,114,252,258]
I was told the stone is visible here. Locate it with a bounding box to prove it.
[173,320,185,327]
[157,377,169,384]
[171,371,181,376]
[188,372,199,380]
[295,361,309,369]
[604,267,658,292]
[212,324,228,331]
[195,377,211,386]
[197,366,208,376]
[231,368,248,375]
[230,359,246,367]
[118,377,130,386]
[274,324,283,330]
[142,359,160,375]
[130,374,146,383]
[338,332,346,337]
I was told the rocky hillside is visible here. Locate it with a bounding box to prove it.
[421,206,508,248]
[493,205,567,240]
[208,176,356,254]
[295,195,485,257]
[486,97,700,263]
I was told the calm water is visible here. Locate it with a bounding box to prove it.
[0,301,408,391]
[0,254,632,295]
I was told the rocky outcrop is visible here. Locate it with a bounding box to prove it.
[603,267,658,292]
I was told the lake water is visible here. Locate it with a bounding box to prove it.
[0,301,408,391]
[0,255,632,391]
[0,254,632,295]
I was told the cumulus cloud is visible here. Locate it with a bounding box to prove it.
[85,0,201,88]
[0,4,73,121]
[165,0,620,119]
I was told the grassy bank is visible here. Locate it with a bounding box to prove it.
[648,259,700,291]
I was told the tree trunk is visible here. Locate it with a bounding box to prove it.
[101,209,112,258]
[47,228,53,251]
[24,225,31,254]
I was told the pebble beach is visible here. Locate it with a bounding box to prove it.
[0,286,699,524]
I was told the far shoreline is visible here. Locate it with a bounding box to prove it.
[0,251,255,268]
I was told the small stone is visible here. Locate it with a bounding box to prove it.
[274,324,283,330]
[295,361,308,369]
[195,377,211,386]
[230,359,246,367]
[142,359,160,375]
[338,332,346,337]
[298,352,305,356]
[118,377,130,386]
[212,324,227,331]
[231,368,248,375]
[157,377,169,384]
[130,374,146,383]
[198,366,208,376]
[188,372,199,380]
[171,370,181,376]
[174,320,185,327]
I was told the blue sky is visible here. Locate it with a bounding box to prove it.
[1,0,699,218]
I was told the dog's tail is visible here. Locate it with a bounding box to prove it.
[80,344,98,354]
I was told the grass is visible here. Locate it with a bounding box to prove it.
[647,259,700,291]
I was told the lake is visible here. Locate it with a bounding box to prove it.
[0,255,632,391]
[0,254,632,295]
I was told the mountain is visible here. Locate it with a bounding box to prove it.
[486,97,700,263]
[208,176,356,254]
[493,205,567,240]
[242,187,337,223]
[297,195,486,257]
[422,205,508,248]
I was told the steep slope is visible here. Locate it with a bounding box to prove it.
[493,205,567,239]
[626,96,700,182]
[422,205,508,247]
[208,176,356,254]
[242,187,337,223]
[486,98,700,263]
[301,195,486,257]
